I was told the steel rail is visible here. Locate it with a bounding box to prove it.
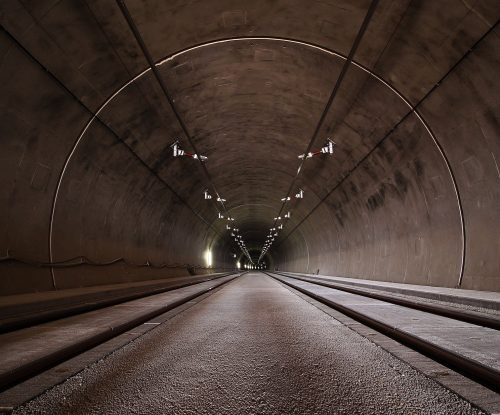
[267,272,500,392]
[0,272,235,334]
[0,273,242,392]
[273,271,500,330]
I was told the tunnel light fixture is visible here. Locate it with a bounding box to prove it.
[171,140,208,161]
[217,196,226,203]
[193,154,208,161]
[274,216,282,220]
[322,138,336,155]
[226,225,231,230]
[281,196,291,202]
[284,211,291,218]
[278,224,283,229]
[218,212,224,219]
[227,216,235,221]
[204,189,212,199]
[295,189,304,199]
[171,141,184,157]
[298,138,336,160]
[298,152,313,160]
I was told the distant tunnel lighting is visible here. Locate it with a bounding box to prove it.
[204,249,212,268]
[237,261,241,269]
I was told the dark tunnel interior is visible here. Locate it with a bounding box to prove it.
[0,0,499,296]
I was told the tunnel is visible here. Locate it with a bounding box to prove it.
[0,1,499,414]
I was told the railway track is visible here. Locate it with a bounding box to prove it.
[267,271,500,393]
[0,273,242,393]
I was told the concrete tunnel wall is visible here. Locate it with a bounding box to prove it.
[0,1,498,295]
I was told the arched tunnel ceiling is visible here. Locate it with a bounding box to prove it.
[0,0,498,293]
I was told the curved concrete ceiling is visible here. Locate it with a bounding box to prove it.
[0,0,498,294]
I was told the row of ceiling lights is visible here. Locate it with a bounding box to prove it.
[172,141,253,264]
[173,136,336,267]
[260,189,303,259]
[210,192,252,263]
[243,263,265,270]
[258,139,336,263]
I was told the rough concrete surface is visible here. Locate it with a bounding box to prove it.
[15,273,483,415]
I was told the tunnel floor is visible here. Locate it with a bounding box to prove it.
[15,273,482,415]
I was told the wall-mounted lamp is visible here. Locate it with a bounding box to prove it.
[298,138,335,160]
[172,141,207,161]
